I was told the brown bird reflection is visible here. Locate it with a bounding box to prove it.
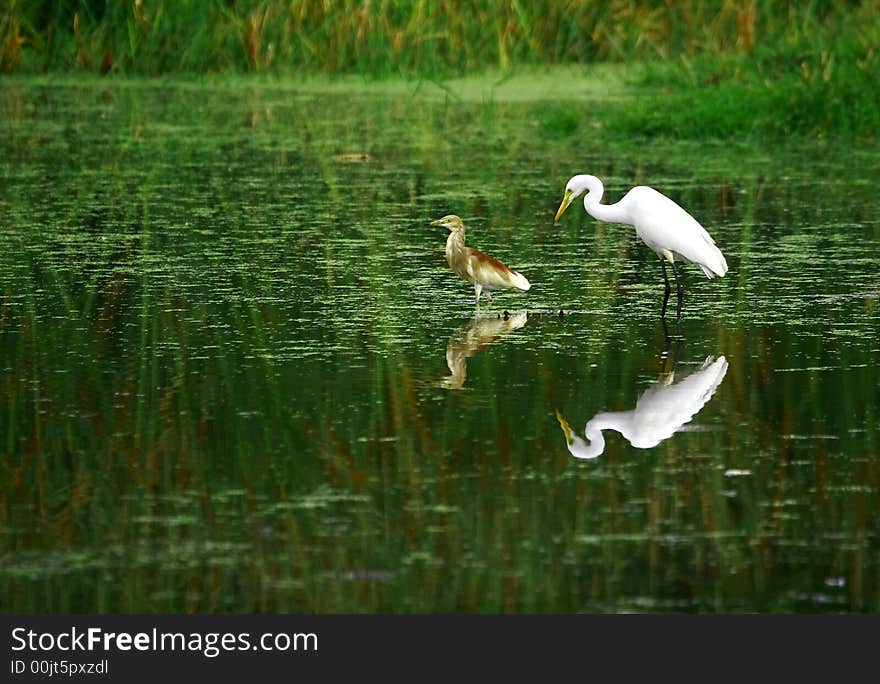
[438,312,529,389]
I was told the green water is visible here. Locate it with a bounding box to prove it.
[1,77,878,613]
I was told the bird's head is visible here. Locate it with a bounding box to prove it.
[429,214,465,232]
[554,174,599,222]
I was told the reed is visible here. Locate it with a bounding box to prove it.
[4,2,878,137]
[1,1,875,77]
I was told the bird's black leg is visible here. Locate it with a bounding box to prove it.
[660,317,671,373]
[671,262,683,320]
[659,316,684,376]
[661,261,672,319]
[670,318,684,369]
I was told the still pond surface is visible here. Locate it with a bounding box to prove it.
[1,77,878,612]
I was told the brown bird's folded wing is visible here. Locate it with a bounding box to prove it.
[465,248,531,291]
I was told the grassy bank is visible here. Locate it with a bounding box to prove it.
[613,6,880,139]
[2,1,879,138]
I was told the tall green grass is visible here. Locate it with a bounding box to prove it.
[3,2,879,137]
[611,1,880,138]
[0,1,876,76]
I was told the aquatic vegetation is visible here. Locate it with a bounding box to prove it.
[0,82,878,612]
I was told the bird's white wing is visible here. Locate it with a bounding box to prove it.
[627,356,729,447]
[626,187,728,277]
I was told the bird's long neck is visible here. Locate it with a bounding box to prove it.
[573,426,606,459]
[564,419,608,459]
[445,227,466,264]
[576,410,637,459]
[583,179,631,224]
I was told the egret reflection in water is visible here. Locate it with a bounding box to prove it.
[438,312,529,389]
[556,355,729,459]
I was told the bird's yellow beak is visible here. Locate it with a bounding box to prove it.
[429,219,443,227]
[555,409,575,445]
[554,190,573,223]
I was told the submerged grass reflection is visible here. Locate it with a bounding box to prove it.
[0,82,878,612]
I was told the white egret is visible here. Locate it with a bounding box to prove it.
[430,215,531,305]
[556,355,729,459]
[554,175,728,318]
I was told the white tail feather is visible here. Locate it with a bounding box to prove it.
[699,245,728,279]
[510,270,531,291]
